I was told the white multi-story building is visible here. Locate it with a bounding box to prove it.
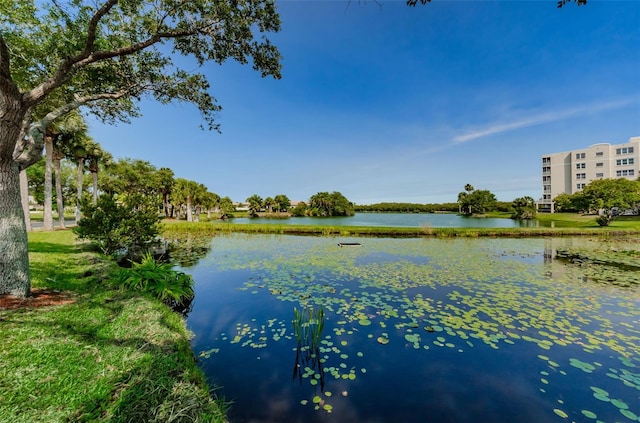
[539,136,640,212]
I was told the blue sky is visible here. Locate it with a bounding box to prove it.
[88,0,640,205]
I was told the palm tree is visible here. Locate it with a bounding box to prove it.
[156,167,175,217]
[202,191,221,219]
[70,136,91,224]
[42,128,55,230]
[86,142,112,205]
[263,196,275,213]
[173,178,205,222]
[273,194,290,213]
[41,112,88,230]
[246,194,263,216]
[19,169,31,231]
[218,196,235,220]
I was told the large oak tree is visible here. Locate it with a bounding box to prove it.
[0,0,281,297]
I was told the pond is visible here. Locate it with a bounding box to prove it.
[179,234,640,423]
[230,212,549,228]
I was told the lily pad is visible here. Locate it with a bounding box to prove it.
[377,336,390,345]
[553,409,568,418]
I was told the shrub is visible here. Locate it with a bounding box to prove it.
[118,253,194,306]
[596,214,612,227]
[74,194,161,255]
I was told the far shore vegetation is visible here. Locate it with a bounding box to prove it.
[161,212,640,238]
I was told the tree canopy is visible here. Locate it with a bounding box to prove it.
[1,0,283,297]
[511,196,536,220]
[407,0,587,8]
[308,192,355,217]
[457,185,497,216]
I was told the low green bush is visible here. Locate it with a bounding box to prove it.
[74,194,160,255]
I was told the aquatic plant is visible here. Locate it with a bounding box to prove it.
[292,306,326,390]
[292,306,325,351]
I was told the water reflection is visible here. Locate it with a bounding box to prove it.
[166,233,213,267]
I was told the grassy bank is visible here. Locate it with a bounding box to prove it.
[0,231,226,423]
[162,214,640,238]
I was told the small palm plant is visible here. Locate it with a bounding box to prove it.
[118,253,195,307]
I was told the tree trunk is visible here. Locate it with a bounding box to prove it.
[92,171,98,205]
[186,196,193,222]
[162,193,169,217]
[19,168,31,232]
[53,156,65,229]
[43,134,54,230]
[0,160,31,297]
[1,78,32,297]
[75,158,84,224]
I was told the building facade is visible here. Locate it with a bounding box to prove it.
[539,136,640,212]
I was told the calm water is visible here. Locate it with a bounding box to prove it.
[230,213,547,228]
[182,234,640,423]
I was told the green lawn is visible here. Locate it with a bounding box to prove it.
[0,231,226,423]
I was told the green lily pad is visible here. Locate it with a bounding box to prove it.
[619,409,638,420]
[553,409,568,418]
[610,399,629,410]
[581,410,597,419]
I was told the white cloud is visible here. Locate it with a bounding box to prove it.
[452,97,638,144]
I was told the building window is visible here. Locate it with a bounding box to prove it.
[543,194,551,200]
[616,169,636,177]
[542,166,551,173]
[576,163,586,169]
[576,183,586,190]
[576,153,586,159]
[616,147,634,155]
[576,173,586,180]
[596,152,604,157]
[542,157,551,164]
[596,173,604,178]
[596,162,603,167]
[542,176,550,182]
[617,158,635,166]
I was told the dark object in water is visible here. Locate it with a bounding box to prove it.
[338,242,362,247]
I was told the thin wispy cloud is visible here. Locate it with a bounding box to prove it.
[452,97,638,144]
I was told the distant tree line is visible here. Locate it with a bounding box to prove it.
[246,194,291,216]
[355,203,460,213]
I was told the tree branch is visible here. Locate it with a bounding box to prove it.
[0,34,11,84]
[23,0,204,109]
[13,89,130,168]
